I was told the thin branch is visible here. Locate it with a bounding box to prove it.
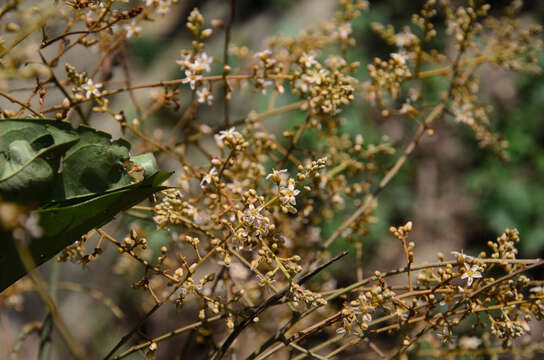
[223,0,236,127]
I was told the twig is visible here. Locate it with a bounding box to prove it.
[38,261,60,360]
[0,91,44,118]
[223,0,236,127]
[9,322,42,360]
[114,315,224,359]
[14,244,86,360]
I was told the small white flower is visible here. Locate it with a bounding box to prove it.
[243,204,264,227]
[280,180,300,206]
[454,104,474,125]
[338,23,352,39]
[266,169,288,181]
[156,0,171,15]
[461,263,483,287]
[299,52,317,68]
[82,79,102,99]
[176,53,192,69]
[124,20,142,39]
[200,167,217,188]
[182,70,202,90]
[196,87,213,105]
[217,127,240,143]
[192,52,213,73]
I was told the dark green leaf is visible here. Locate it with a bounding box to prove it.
[0,171,171,292]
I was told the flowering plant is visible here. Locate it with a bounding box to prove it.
[0,1,543,359]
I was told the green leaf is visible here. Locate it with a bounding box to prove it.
[0,118,172,292]
[0,118,146,203]
[0,171,171,292]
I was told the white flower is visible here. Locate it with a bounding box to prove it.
[461,263,483,287]
[82,79,102,99]
[280,180,300,206]
[192,52,213,73]
[217,127,240,143]
[124,20,142,39]
[243,204,264,227]
[200,167,217,188]
[299,53,317,68]
[454,103,474,125]
[266,169,287,181]
[338,23,352,39]
[196,87,213,105]
[156,0,171,15]
[176,53,192,69]
[182,70,202,90]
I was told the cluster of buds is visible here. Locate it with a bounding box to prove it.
[252,50,284,94]
[365,52,411,103]
[153,189,185,227]
[293,55,358,115]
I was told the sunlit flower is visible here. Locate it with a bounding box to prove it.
[299,52,317,68]
[182,70,202,90]
[280,180,300,206]
[124,20,142,39]
[196,87,213,105]
[156,0,171,15]
[461,263,483,287]
[218,127,240,143]
[82,79,102,99]
[243,204,264,227]
[266,169,287,182]
[200,167,217,188]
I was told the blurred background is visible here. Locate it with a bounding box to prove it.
[1,0,544,358]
